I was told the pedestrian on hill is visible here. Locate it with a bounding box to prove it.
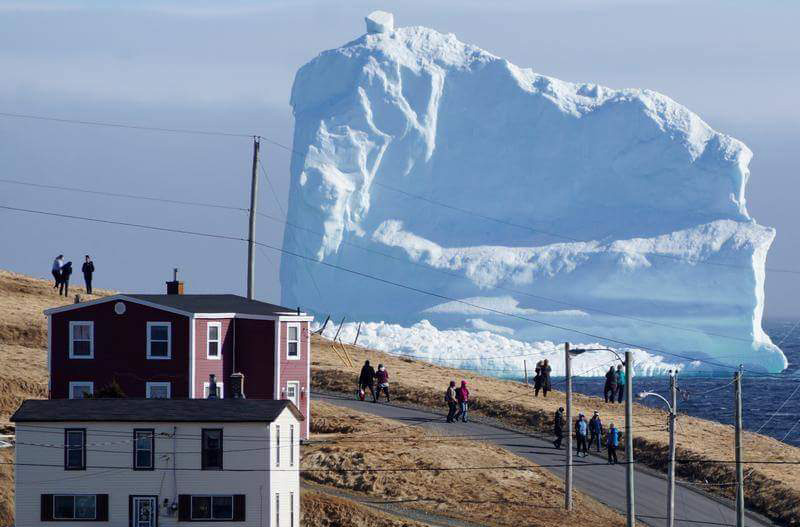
[454,380,470,422]
[604,366,617,403]
[533,360,543,396]
[82,255,95,295]
[589,411,603,452]
[358,360,376,402]
[59,261,73,297]
[51,254,64,289]
[539,359,552,397]
[553,407,564,449]
[615,364,626,404]
[445,380,458,423]
[375,364,390,402]
[576,413,589,457]
[607,422,619,464]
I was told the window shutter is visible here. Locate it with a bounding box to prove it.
[233,494,246,521]
[40,494,53,521]
[178,495,191,521]
[96,494,109,521]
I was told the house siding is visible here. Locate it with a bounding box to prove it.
[50,300,190,399]
[194,318,233,398]
[234,318,276,400]
[278,321,310,438]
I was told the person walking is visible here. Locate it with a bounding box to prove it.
[455,380,470,422]
[59,261,73,297]
[82,255,95,294]
[358,360,376,402]
[375,364,390,402]
[604,366,617,403]
[540,359,552,397]
[576,413,589,457]
[553,407,565,449]
[589,411,603,452]
[51,255,64,289]
[445,380,458,423]
[615,364,626,404]
[533,360,543,397]
[607,422,620,464]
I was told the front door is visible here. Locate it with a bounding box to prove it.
[130,496,158,527]
[286,381,300,408]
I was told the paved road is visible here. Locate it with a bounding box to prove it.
[316,392,774,527]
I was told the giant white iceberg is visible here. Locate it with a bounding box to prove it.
[281,12,787,375]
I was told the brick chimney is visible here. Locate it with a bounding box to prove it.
[230,373,245,399]
[166,268,184,295]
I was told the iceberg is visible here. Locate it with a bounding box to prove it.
[281,12,787,375]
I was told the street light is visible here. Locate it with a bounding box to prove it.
[564,343,587,510]
[639,370,678,527]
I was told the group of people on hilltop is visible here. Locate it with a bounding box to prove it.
[603,364,626,403]
[358,360,391,403]
[553,407,621,464]
[533,359,552,397]
[51,254,95,297]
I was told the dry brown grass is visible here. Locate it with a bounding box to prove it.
[304,401,625,527]
[311,335,800,526]
[0,448,13,527]
[301,490,431,527]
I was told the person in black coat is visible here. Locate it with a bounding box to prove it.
[539,359,552,397]
[553,407,565,449]
[533,360,543,396]
[604,366,617,403]
[358,360,376,402]
[59,261,73,297]
[82,255,95,294]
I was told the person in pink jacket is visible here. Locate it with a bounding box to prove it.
[454,380,470,422]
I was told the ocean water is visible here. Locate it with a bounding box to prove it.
[564,320,800,447]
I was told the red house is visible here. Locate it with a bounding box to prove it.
[44,285,312,438]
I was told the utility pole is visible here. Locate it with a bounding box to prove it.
[246,136,261,300]
[524,360,529,385]
[667,371,677,527]
[625,350,635,527]
[565,342,573,511]
[734,367,745,527]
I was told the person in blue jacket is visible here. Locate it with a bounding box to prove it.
[607,422,620,464]
[615,364,626,403]
[576,413,589,457]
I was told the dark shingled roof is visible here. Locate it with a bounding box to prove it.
[127,294,300,316]
[11,398,303,423]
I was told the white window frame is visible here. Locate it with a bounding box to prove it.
[206,322,222,360]
[69,321,94,359]
[145,381,171,399]
[203,382,224,399]
[146,322,171,360]
[275,424,280,467]
[68,381,94,399]
[286,323,301,360]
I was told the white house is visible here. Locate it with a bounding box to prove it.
[12,398,302,526]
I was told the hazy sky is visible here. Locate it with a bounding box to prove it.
[1,0,798,317]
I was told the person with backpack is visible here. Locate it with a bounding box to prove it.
[82,255,95,294]
[375,364,390,402]
[576,413,589,457]
[539,359,552,397]
[51,254,64,289]
[553,407,564,449]
[607,422,620,464]
[358,360,376,402]
[59,261,73,297]
[454,380,470,422]
[445,380,458,422]
[604,366,617,403]
[589,411,603,452]
[615,364,626,403]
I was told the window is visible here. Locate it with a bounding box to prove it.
[203,382,224,399]
[207,322,221,359]
[146,322,171,359]
[64,429,85,470]
[275,493,280,527]
[290,492,294,527]
[146,381,171,399]
[133,429,154,470]
[69,321,93,359]
[53,495,96,520]
[290,425,295,467]
[275,425,280,467]
[201,429,223,470]
[286,324,300,359]
[179,495,244,522]
[68,381,93,399]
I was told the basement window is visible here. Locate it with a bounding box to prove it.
[69,321,94,359]
[146,322,171,359]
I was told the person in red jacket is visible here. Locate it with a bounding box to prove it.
[454,380,470,422]
[375,364,390,402]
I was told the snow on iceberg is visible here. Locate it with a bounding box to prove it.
[282,13,787,374]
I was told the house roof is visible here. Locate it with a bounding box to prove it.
[11,398,304,423]
[126,294,300,316]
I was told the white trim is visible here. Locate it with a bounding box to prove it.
[306,321,311,438]
[206,322,222,360]
[203,381,224,399]
[68,321,94,359]
[68,381,94,399]
[286,323,301,360]
[146,321,172,359]
[47,315,52,395]
[195,313,313,321]
[44,294,193,317]
[190,316,196,398]
[194,313,237,319]
[274,320,281,400]
[146,381,171,399]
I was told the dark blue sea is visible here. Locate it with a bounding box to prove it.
[561,320,800,447]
